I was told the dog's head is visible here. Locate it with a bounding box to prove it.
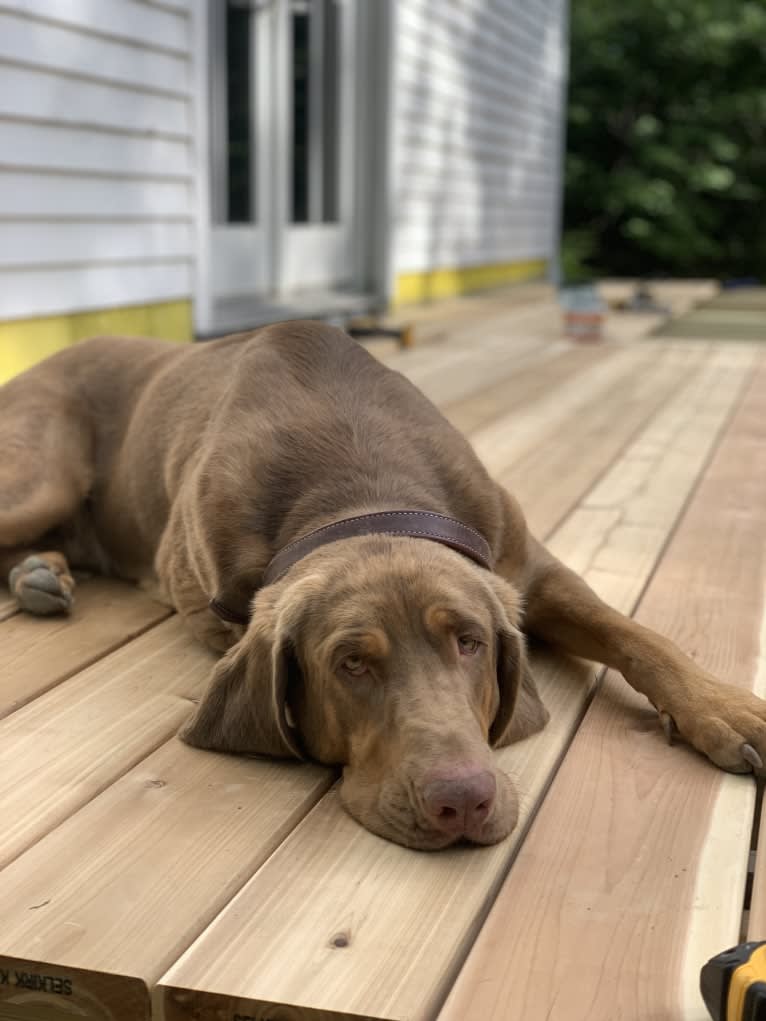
[181,536,548,849]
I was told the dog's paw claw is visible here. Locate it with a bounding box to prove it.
[742,743,763,773]
[9,556,74,616]
[659,710,678,746]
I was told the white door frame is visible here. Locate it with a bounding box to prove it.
[276,0,357,296]
[191,0,395,335]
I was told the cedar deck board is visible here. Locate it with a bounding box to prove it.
[0,315,759,1021]
[502,343,707,537]
[438,356,766,1021]
[0,617,215,870]
[0,578,170,719]
[0,958,150,1021]
[394,331,570,408]
[154,346,756,1021]
[470,344,653,474]
[442,343,609,436]
[0,743,331,1017]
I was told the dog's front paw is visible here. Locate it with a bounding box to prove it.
[658,679,766,776]
[9,553,75,616]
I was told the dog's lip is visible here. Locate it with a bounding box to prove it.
[378,800,504,850]
[357,800,459,850]
[341,774,510,850]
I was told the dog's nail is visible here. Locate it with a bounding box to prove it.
[743,743,763,771]
[659,711,677,746]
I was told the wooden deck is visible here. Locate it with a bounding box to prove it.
[1,285,764,1021]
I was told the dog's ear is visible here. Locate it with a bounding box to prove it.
[487,576,549,748]
[180,577,313,759]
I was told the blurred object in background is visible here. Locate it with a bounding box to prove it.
[560,284,606,342]
[613,282,670,315]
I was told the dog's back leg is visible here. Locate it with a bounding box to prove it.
[0,374,92,615]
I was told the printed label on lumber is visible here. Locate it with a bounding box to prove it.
[0,957,149,1021]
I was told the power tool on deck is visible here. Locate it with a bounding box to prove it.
[702,942,766,1020]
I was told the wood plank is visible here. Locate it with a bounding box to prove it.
[154,347,757,1021]
[411,341,569,409]
[470,344,654,475]
[395,332,571,409]
[0,578,170,719]
[0,959,147,1021]
[0,742,331,1021]
[443,343,607,436]
[0,617,213,870]
[439,355,766,1021]
[502,342,707,537]
[379,291,561,373]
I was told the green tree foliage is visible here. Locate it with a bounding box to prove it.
[564,0,766,280]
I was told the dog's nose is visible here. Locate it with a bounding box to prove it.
[421,768,496,837]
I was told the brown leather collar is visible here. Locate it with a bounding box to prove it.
[209,510,493,626]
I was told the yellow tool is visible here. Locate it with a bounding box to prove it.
[702,942,766,1020]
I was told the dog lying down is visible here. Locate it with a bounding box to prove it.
[2,323,764,850]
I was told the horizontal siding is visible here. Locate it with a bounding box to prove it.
[0,172,191,219]
[0,121,192,179]
[0,0,194,322]
[0,10,189,95]
[0,263,192,320]
[397,11,562,107]
[0,64,189,135]
[0,222,193,268]
[392,0,567,278]
[1,0,190,52]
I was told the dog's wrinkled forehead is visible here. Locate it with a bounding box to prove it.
[293,535,518,638]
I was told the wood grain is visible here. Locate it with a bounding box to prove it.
[0,579,170,719]
[0,617,214,870]
[443,344,610,436]
[154,346,756,1021]
[396,332,571,409]
[503,342,707,537]
[438,355,766,1021]
[0,742,331,1007]
[470,345,655,475]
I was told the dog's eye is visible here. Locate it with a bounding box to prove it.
[458,636,480,655]
[341,655,368,676]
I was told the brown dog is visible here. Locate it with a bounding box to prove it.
[1,324,764,850]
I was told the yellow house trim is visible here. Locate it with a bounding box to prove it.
[393,258,548,309]
[0,300,193,383]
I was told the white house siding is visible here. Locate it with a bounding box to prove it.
[0,0,194,322]
[391,0,568,280]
